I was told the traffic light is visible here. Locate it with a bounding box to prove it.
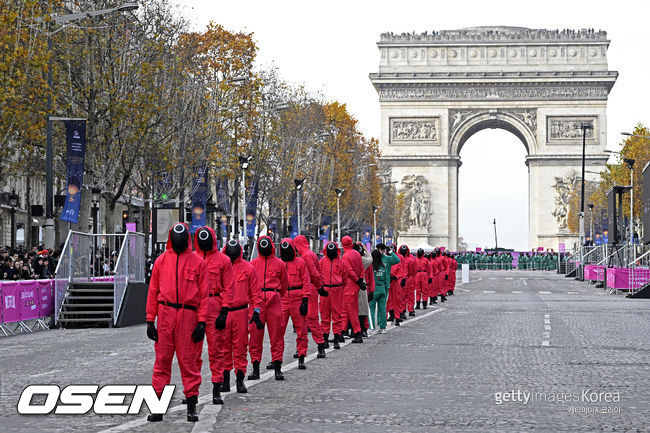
[122,210,129,222]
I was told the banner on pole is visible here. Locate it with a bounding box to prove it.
[189,166,208,234]
[216,177,230,239]
[60,120,86,223]
[319,217,331,241]
[246,180,258,238]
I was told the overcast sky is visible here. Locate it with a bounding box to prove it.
[175,0,650,250]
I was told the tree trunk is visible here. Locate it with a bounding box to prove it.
[26,174,32,248]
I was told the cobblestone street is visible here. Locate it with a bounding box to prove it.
[1,270,648,432]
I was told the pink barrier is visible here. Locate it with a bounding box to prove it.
[605,267,650,290]
[584,265,605,281]
[1,279,54,324]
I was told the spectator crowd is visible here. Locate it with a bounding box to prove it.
[0,247,59,280]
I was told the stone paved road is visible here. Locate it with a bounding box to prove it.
[1,270,648,432]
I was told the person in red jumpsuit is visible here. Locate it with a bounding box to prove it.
[387,244,402,324]
[438,250,449,302]
[448,253,458,295]
[191,226,234,404]
[249,236,288,381]
[146,223,207,422]
[397,245,416,318]
[340,236,366,343]
[220,240,262,394]
[429,249,441,304]
[319,241,348,349]
[414,248,432,310]
[293,235,328,357]
[424,251,435,308]
[278,238,311,369]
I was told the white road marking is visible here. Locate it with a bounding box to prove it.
[544,325,551,331]
[512,291,523,294]
[98,308,448,433]
[542,314,550,346]
[538,291,552,294]
[489,277,497,280]
[544,314,550,319]
[483,290,495,293]
[29,369,63,378]
[505,277,513,280]
[567,291,579,294]
[522,280,527,286]
[542,332,550,338]
[544,319,550,325]
[542,340,550,346]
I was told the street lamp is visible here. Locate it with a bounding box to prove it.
[294,178,306,236]
[623,158,635,246]
[40,3,139,250]
[238,155,253,245]
[578,122,593,278]
[587,203,594,242]
[372,205,379,247]
[334,188,344,242]
[9,190,19,250]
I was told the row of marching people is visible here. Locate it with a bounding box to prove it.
[144,223,456,422]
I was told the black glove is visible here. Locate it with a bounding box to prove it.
[400,278,406,287]
[299,297,309,316]
[215,307,229,330]
[367,291,374,302]
[428,278,432,284]
[250,311,264,330]
[146,321,158,342]
[445,275,448,280]
[357,278,367,291]
[390,275,397,282]
[191,322,206,343]
[317,287,329,297]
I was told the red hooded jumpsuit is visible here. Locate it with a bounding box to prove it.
[249,236,288,363]
[438,254,449,297]
[319,243,348,336]
[449,256,458,293]
[192,227,234,384]
[293,235,324,346]
[387,245,401,317]
[415,254,432,303]
[221,242,262,375]
[426,254,436,299]
[431,253,442,298]
[280,238,311,357]
[146,224,208,398]
[404,249,417,313]
[340,236,363,334]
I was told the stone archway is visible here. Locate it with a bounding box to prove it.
[370,26,617,250]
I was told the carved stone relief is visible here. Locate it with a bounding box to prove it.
[377,85,609,101]
[551,170,580,230]
[401,175,431,230]
[390,117,440,144]
[547,116,597,143]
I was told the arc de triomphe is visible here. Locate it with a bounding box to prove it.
[370,27,617,250]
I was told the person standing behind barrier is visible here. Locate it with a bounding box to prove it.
[249,236,288,381]
[145,223,208,423]
[293,235,328,357]
[221,240,262,394]
[340,236,365,344]
[319,241,349,349]
[279,238,311,370]
[192,226,234,405]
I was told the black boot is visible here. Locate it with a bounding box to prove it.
[317,342,327,358]
[351,332,363,343]
[415,301,421,309]
[186,395,198,422]
[266,361,274,370]
[274,360,284,380]
[248,361,260,380]
[448,290,454,296]
[400,312,407,320]
[323,333,330,348]
[236,370,247,393]
[359,316,367,337]
[212,382,224,404]
[147,414,163,422]
[220,370,230,392]
[409,311,416,317]
[441,294,446,302]
[298,355,306,369]
[293,351,299,359]
[333,335,341,349]
[431,296,437,304]
[395,318,401,326]
[341,329,349,338]
[422,300,428,309]
[387,310,395,322]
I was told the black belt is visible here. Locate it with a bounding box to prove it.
[287,286,303,291]
[417,270,427,273]
[323,284,341,287]
[209,293,221,298]
[261,287,278,292]
[229,304,248,311]
[159,300,197,311]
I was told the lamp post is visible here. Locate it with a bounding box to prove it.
[39,3,139,250]
[334,188,344,242]
[294,178,306,236]
[588,203,594,242]
[372,205,379,247]
[239,155,253,245]
[9,190,19,250]
[579,122,593,278]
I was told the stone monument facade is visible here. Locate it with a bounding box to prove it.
[370,27,617,250]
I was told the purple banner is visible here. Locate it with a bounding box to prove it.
[20,283,39,320]
[60,120,86,224]
[39,281,54,317]
[1,280,55,324]
[1,282,21,323]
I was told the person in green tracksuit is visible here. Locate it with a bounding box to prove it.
[518,253,527,270]
[370,244,400,332]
